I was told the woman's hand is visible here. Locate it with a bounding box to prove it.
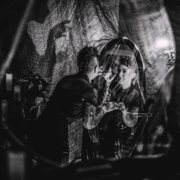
[117,102,127,112]
[103,68,116,85]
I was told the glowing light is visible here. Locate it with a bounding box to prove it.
[155,38,169,49]
[6,73,13,91]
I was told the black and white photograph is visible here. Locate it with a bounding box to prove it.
[0,0,179,179]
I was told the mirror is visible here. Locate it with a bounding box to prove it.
[83,37,154,159]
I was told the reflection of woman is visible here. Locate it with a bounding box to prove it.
[99,55,141,159]
[94,37,146,159]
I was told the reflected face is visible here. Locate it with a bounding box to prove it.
[118,65,135,86]
[111,57,121,75]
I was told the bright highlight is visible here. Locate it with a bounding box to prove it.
[155,38,169,49]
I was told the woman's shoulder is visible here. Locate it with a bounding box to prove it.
[129,83,140,96]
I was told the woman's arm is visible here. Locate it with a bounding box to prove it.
[83,101,119,130]
[121,106,139,128]
[83,68,117,129]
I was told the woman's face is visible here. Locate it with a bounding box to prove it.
[118,65,135,86]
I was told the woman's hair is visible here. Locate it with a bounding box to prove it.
[77,46,99,74]
[120,55,138,74]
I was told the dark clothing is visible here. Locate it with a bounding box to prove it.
[50,73,98,121]
[28,73,97,164]
[110,82,140,125]
[100,82,140,128]
[99,82,141,158]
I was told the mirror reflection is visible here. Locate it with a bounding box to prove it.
[83,37,153,160]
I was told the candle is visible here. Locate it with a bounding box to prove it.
[6,150,28,180]
[2,100,8,122]
[6,73,13,91]
[14,85,21,101]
